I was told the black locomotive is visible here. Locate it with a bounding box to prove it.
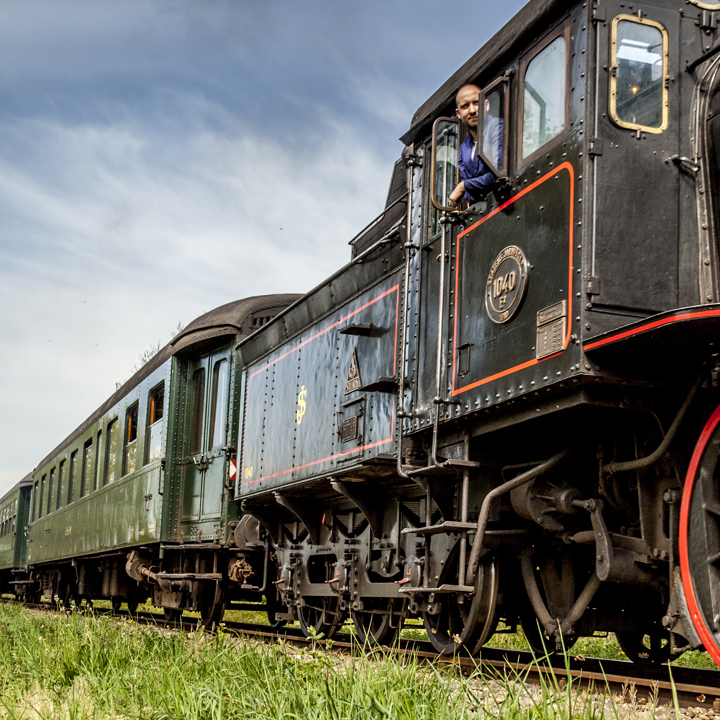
[3,0,720,667]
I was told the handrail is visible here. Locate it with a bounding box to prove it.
[348,193,409,247]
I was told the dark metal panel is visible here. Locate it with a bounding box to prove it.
[239,273,401,497]
[453,165,574,398]
[592,2,681,313]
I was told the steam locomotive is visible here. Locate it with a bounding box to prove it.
[2,0,720,667]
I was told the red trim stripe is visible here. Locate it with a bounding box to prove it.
[451,162,575,396]
[584,309,720,351]
[679,403,720,666]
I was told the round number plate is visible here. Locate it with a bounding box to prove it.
[485,245,529,324]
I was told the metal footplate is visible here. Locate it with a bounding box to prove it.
[401,521,477,535]
[403,459,480,478]
[398,584,475,594]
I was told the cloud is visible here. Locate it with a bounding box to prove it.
[0,89,394,491]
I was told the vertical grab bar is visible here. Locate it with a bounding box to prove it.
[397,155,419,480]
[430,214,450,467]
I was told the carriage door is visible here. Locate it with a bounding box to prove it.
[180,347,232,530]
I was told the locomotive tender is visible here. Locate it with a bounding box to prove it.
[3,0,720,665]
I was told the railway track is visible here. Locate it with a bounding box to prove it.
[10,598,720,712]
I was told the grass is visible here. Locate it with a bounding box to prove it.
[25,597,720,671]
[0,602,660,720]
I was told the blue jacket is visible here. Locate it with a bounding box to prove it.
[458,118,503,203]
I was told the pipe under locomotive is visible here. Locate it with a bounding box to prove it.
[3,0,720,666]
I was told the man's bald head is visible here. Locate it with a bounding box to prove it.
[455,84,480,137]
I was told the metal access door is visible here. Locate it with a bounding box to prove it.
[592,1,681,312]
[179,347,232,529]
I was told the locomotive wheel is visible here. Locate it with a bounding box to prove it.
[297,597,344,639]
[163,608,183,624]
[265,590,287,629]
[615,631,673,665]
[423,554,499,656]
[519,611,556,657]
[199,581,226,628]
[680,402,720,666]
[351,598,405,646]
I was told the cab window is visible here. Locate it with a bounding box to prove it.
[687,0,720,7]
[610,16,668,133]
[481,82,507,175]
[522,35,567,160]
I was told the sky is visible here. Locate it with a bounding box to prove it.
[0,0,527,496]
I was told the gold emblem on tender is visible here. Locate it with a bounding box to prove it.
[485,245,529,324]
[344,348,362,394]
[296,385,307,425]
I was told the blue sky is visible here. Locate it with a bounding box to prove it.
[0,0,527,494]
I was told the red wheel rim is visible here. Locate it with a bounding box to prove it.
[679,403,720,666]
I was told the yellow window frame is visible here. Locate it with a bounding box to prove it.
[610,14,669,134]
[687,0,720,8]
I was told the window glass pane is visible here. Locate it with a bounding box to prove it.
[523,36,567,159]
[190,369,206,454]
[81,439,92,498]
[210,360,229,449]
[483,86,505,174]
[95,430,102,491]
[614,20,664,129]
[145,383,165,465]
[105,420,119,485]
[433,120,459,210]
[124,403,139,475]
[47,468,55,514]
[68,451,77,504]
[38,475,46,518]
[58,461,65,509]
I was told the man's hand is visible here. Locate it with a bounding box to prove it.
[448,181,465,208]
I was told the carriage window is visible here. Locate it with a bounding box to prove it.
[190,368,206,454]
[145,382,165,465]
[209,360,229,449]
[47,468,55,514]
[482,84,506,175]
[38,475,46,519]
[81,439,92,498]
[124,403,139,476]
[68,450,77,504]
[95,429,102,491]
[687,0,720,7]
[104,419,119,485]
[611,16,668,133]
[522,36,567,159]
[57,460,65,509]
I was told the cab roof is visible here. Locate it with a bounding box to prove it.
[401,0,571,146]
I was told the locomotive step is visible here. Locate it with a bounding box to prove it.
[401,521,477,535]
[153,572,223,581]
[403,459,480,477]
[398,584,475,595]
